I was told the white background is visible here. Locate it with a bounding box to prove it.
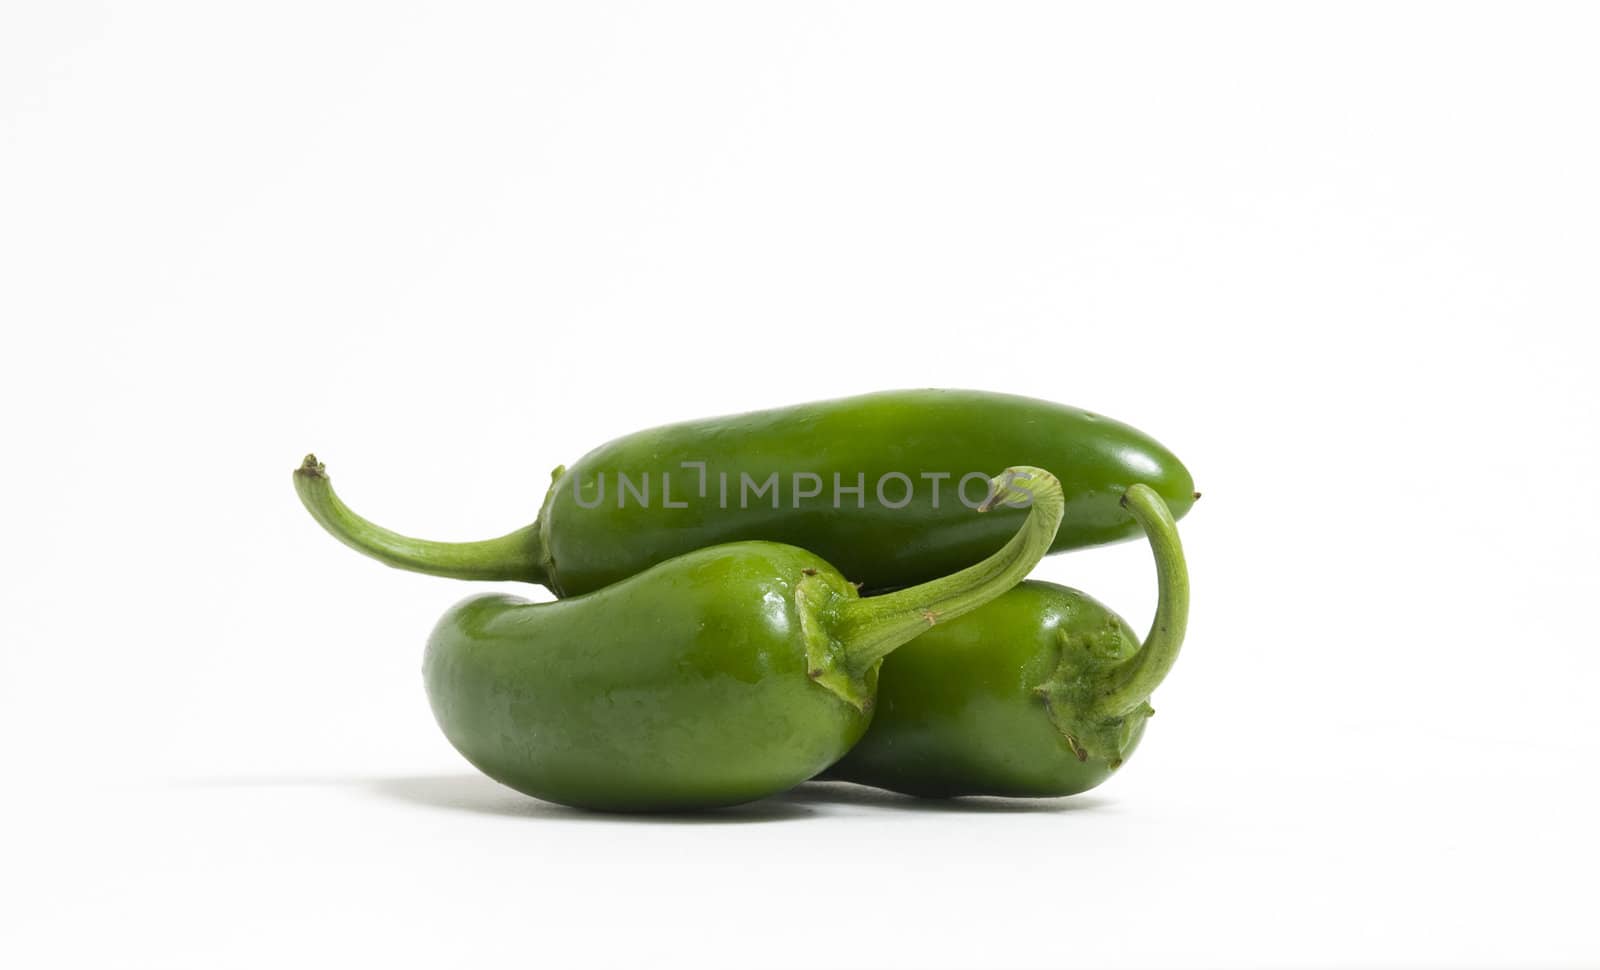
[3,3,1597,967]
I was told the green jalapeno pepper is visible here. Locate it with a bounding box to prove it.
[292,390,1193,596]
[823,484,1188,798]
[370,466,1065,812]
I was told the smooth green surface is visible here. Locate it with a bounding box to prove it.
[827,484,1189,798]
[422,468,1065,811]
[823,581,1142,797]
[426,544,868,811]
[293,390,1193,595]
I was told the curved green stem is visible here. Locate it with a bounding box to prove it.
[1096,483,1190,716]
[292,454,550,585]
[833,466,1064,674]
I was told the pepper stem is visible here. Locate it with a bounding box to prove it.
[1096,483,1190,717]
[292,454,550,585]
[832,466,1065,674]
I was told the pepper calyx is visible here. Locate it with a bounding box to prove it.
[1033,623,1150,769]
[797,574,876,712]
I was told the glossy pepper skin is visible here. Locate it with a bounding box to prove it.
[424,546,869,811]
[389,467,1063,812]
[291,390,1193,596]
[824,484,1188,798]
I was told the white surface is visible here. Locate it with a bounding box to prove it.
[3,3,1597,968]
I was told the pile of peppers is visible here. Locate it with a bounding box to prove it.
[294,390,1195,811]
